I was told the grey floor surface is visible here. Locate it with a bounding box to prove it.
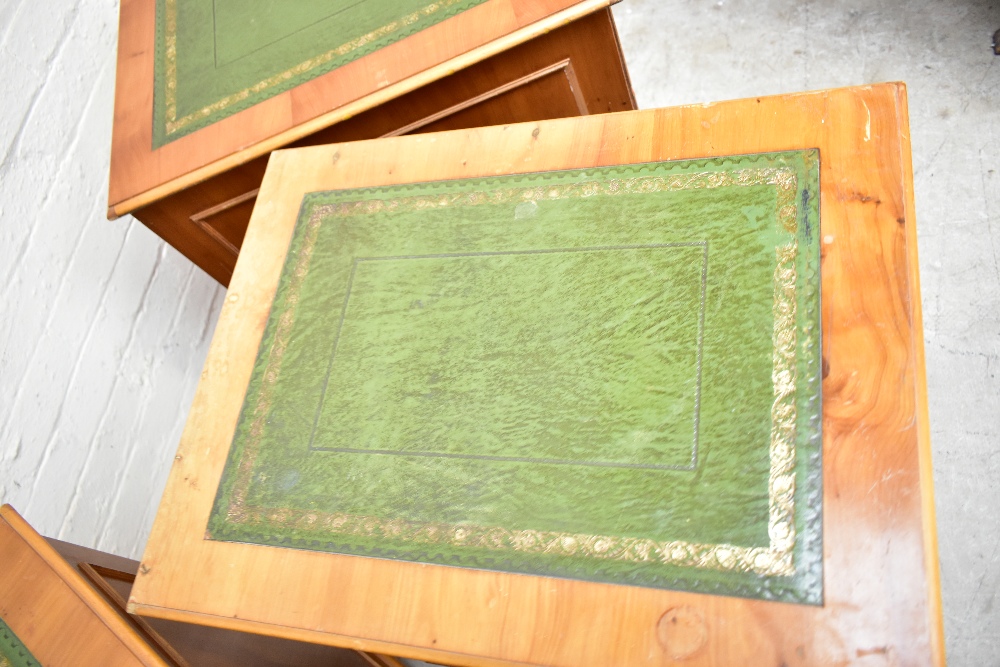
[409,0,999,664]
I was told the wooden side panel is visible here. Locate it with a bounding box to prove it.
[0,507,166,667]
[135,154,269,283]
[408,63,588,133]
[895,87,946,664]
[130,85,943,667]
[131,9,635,286]
[48,536,145,574]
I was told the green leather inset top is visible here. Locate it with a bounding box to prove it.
[208,151,823,603]
[152,0,488,147]
[0,616,40,667]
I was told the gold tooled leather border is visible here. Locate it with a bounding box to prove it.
[224,166,800,577]
[162,0,467,136]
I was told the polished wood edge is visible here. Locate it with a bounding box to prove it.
[561,58,589,115]
[358,652,408,667]
[129,602,536,667]
[190,220,242,259]
[78,563,190,667]
[190,189,261,223]
[602,6,637,110]
[383,58,580,137]
[106,0,132,222]
[107,0,614,218]
[893,84,946,667]
[188,189,260,258]
[0,505,171,667]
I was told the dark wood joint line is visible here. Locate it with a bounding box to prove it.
[189,188,259,258]
[384,58,583,137]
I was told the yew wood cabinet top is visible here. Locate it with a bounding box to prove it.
[130,84,944,666]
[107,0,621,218]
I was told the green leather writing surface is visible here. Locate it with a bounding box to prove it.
[153,0,488,147]
[313,243,706,469]
[208,151,823,603]
[0,616,40,667]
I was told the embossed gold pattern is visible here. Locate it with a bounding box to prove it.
[227,212,324,520]
[0,614,39,667]
[162,0,466,136]
[222,166,801,578]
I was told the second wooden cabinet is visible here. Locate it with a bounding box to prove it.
[109,2,635,285]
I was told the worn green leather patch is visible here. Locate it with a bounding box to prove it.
[0,616,40,667]
[209,151,823,603]
[152,0,488,147]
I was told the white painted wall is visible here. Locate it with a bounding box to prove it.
[0,0,224,559]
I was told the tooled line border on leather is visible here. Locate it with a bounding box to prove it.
[0,615,40,667]
[158,0,478,139]
[307,243,708,471]
[217,160,804,579]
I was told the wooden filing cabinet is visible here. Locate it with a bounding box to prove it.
[129,85,945,666]
[108,0,636,285]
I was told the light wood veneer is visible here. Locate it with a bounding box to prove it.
[129,84,944,666]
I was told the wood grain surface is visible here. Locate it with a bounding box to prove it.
[0,505,169,666]
[1,506,406,667]
[107,0,616,217]
[130,84,944,666]
[126,8,635,286]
